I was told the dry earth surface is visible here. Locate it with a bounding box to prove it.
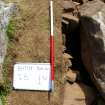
[5,0,63,105]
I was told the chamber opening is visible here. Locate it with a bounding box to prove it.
[62,19,94,86]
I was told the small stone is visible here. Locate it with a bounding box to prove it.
[66,59,72,68]
[63,53,73,59]
[73,1,80,5]
[63,60,71,71]
[62,45,66,52]
[62,13,79,22]
[61,0,75,11]
[65,70,78,83]
[63,58,72,71]
[62,53,72,73]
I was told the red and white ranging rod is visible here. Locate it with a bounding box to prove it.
[50,0,54,91]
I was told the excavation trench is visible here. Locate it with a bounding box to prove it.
[62,20,93,86]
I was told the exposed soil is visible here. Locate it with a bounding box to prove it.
[5,0,63,105]
[63,83,96,105]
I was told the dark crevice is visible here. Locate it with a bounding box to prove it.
[62,20,94,86]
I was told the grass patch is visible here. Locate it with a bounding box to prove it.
[0,44,14,105]
[6,19,15,41]
[0,42,14,105]
[0,18,16,105]
[2,54,13,93]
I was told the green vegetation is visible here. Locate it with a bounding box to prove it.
[2,54,13,94]
[0,18,16,105]
[0,42,14,105]
[6,19,15,40]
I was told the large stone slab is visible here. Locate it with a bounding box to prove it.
[80,0,105,101]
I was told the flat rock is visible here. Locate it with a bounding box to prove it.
[63,53,73,59]
[61,0,75,10]
[66,70,78,83]
[62,13,79,22]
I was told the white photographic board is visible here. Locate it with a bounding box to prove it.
[13,63,51,91]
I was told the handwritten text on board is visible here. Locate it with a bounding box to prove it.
[13,63,51,91]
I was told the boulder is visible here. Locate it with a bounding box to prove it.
[80,0,105,101]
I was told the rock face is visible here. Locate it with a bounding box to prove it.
[80,0,105,101]
[0,1,15,85]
